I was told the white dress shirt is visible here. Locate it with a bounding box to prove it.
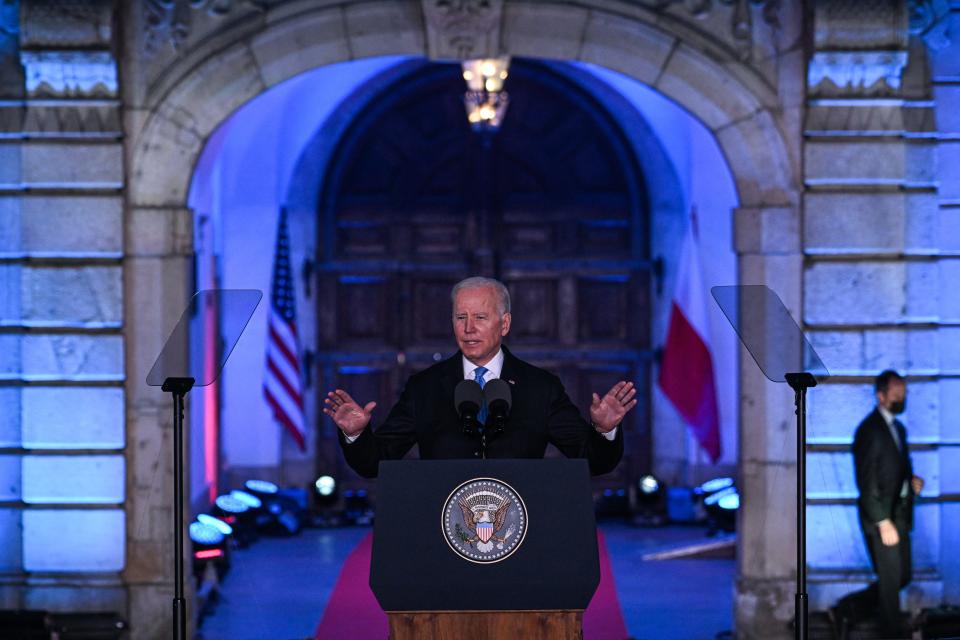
[463,348,504,381]
[877,404,910,499]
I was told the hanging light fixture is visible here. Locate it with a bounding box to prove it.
[461,56,510,132]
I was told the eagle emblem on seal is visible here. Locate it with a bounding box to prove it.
[457,490,511,547]
[442,478,527,563]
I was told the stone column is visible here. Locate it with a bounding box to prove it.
[120,2,202,635]
[733,208,805,637]
[123,205,194,639]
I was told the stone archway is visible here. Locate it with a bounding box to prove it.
[123,2,802,637]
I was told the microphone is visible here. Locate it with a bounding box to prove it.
[483,379,512,435]
[454,379,483,436]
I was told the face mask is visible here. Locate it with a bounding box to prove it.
[888,399,906,415]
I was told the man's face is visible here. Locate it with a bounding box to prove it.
[877,379,906,413]
[452,286,511,366]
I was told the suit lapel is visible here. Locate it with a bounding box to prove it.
[894,419,907,448]
[871,409,899,452]
[438,352,463,400]
[500,346,520,388]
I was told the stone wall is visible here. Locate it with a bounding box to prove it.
[0,0,129,617]
[928,0,960,605]
[5,1,952,638]
[802,0,959,618]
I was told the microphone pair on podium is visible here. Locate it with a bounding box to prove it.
[454,379,512,439]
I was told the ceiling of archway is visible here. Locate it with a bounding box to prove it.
[326,59,642,225]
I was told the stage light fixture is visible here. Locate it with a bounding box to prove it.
[197,513,233,537]
[315,475,336,497]
[239,480,304,534]
[594,487,630,520]
[244,480,281,506]
[718,492,740,511]
[214,494,256,546]
[697,477,735,495]
[240,489,305,536]
[703,486,737,508]
[692,476,736,526]
[310,475,341,527]
[189,522,224,547]
[343,488,373,526]
[314,475,339,514]
[189,522,230,579]
[214,494,247,521]
[230,489,263,509]
[266,498,304,536]
[231,488,292,537]
[703,486,739,535]
[633,474,666,526]
[245,479,279,495]
[639,474,660,495]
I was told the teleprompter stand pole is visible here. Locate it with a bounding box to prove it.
[162,376,195,640]
[785,372,817,640]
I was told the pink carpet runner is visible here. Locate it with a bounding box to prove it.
[315,530,628,639]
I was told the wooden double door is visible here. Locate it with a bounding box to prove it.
[314,60,654,490]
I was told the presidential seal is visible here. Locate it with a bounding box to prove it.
[442,477,528,564]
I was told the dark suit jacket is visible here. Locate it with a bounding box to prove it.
[338,346,624,478]
[852,408,914,528]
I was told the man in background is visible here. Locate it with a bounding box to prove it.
[832,369,924,639]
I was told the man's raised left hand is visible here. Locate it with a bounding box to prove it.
[590,381,637,433]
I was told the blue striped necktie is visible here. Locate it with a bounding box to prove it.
[474,366,488,424]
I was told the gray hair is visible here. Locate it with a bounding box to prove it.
[451,276,511,316]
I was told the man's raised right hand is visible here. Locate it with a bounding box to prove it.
[322,389,376,438]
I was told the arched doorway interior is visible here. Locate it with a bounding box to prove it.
[314,59,654,491]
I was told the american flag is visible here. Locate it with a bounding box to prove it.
[263,209,306,450]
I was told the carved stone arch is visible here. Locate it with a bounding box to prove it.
[129,3,430,206]
[500,3,797,207]
[129,1,797,211]
[285,57,688,237]
[280,53,705,487]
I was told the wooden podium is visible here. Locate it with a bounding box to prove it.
[388,610,583,640]
[371,459,599,640]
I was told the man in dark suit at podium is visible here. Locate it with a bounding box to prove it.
[323,276,635,478]
[831,369,924,639]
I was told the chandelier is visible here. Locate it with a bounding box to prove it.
[461,57,510,132]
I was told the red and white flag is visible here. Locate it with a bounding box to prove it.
[658,210,721,462]
[263,208,307,451]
